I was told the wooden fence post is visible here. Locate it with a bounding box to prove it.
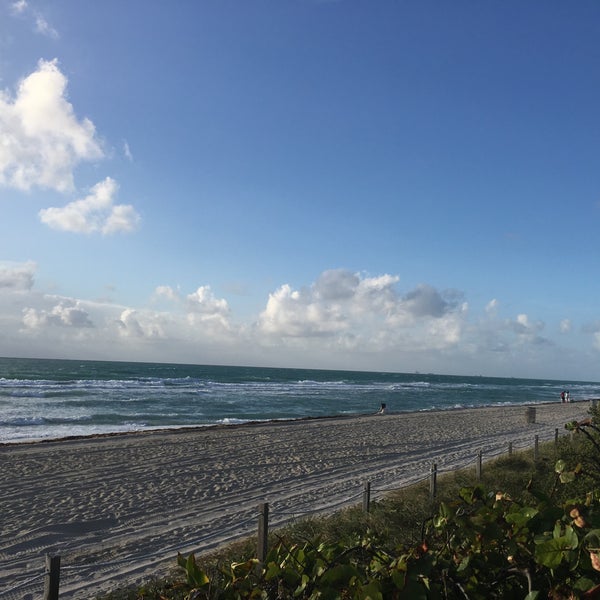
[257,503,269,564]
[508,441,513,457]
[44,554,60,600]
[476,450,482,481]
[429,463,437,502]
[555,428,559,452]
[362,481,371,513]
[534,435,539,461]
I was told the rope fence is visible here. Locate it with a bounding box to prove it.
[0,414,579,599]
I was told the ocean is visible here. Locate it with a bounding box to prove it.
[1,356,598,444]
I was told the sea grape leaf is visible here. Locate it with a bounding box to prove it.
[356,580,383,600]
[560,471,576,483]
[391,569,406,589]
[457,556,471,572]
[555,459,567,474]
[584,529,600,551]
[535,530,578,569]
[183,553,209,587]
[293,573,310,596]
[319,563,360,587]
[506,506,539,528]
[573,576,597,592]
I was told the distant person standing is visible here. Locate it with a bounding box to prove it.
[566,390,571,402]
[561,391,566,403]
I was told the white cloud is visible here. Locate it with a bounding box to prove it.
[39,177,140,234]
[582,322,600,351]
[187,286,229,315]
[116,308,165,339]
[511,313,542,334]
[560,319,572,333]
[185,286,232,331]
[2,266,597,377]
[154,285,180,302]
[10,1,58,38]
[11,0,28,14]
[313,269,360,300]
[0,261,36,290]
[0,59,102,192]
[257,270,465,353]
[22,300,94,329]
[34,14,58,39]
[402,284,453,318]
[259,282,349,337]
[123,140,133,161]
[485,299,498,314]
[102,201,140,235]
[504,313,551,347]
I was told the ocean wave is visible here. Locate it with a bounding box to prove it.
[0,417,46,426]
[218,417,251,425]
[0,414,93,427]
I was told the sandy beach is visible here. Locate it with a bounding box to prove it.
[0,402,591,599]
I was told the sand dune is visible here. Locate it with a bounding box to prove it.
[0,402,590,598]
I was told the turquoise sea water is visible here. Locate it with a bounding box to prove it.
[0,356,598,443]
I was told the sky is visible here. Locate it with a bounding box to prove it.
[1,0,600,380]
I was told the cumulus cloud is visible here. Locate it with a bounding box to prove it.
[22,300,94,329]
[1,266,589,375]
[116,308,165,338]
[0,59,102,192]
[260,282,349,337]
[403,284,453,318]
[150,284,233,331]
[504,313,551,347]
[39,177,140,234]
[1,60,140,235]
[0,261,36,290]
[187,286,229,315]
[510,314,542,335]
[313,269,359,300]
[257,269,465,352]
[258,269,392,338]
[185,286,232,332]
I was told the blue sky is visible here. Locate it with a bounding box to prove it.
[1,0,600,380]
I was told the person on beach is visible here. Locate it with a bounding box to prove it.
[566,390,571,402]
[376,403,387,414]
[561,391,566,403]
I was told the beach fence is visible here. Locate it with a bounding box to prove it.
[0,420,578,599]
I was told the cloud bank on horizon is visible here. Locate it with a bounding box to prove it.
[0,256,590,379]
[1,1,599,380]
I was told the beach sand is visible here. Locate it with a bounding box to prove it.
[0,402,591,598]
